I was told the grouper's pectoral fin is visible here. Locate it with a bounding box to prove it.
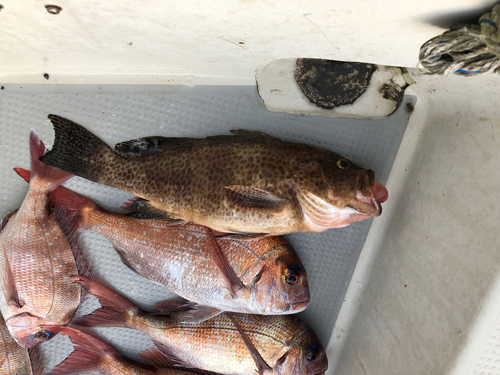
[122,197,185,222]
[224,186,290,216]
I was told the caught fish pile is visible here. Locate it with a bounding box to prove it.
[0,114,389,374]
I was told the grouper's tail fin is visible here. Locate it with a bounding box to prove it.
[40,115,117,184]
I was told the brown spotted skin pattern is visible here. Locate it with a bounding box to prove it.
[0,315,33,375]
[40,115,379,235]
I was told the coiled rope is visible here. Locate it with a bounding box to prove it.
[419,4,500,75]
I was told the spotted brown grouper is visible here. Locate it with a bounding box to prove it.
[40,115,388,236]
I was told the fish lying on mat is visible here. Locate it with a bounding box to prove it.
[0,314,42,375]
[0,131,87,348]
[41,325,218,375]
[15,167,309,318]
[40,115,388,236]
[74,277,328,375]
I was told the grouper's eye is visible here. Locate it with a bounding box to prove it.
[336,159,349,169]
[285,265,301,285]
[306,344,320,361]
[35,330,51,341]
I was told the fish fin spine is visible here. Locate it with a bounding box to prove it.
[29,129,73,191]
[139,347,176,369]
[2,250,20,309]
[181,304,223,324]
[205,229,245,298]
[228,314,272,374]
[112,244,140,274]
[72,277,138,328]
[53,204,93,284]
[121,196,145,211]
[13,167,30,183]
[42,325,116,375]
[124,198,180,220]
[224,185,291,215]
[50,182,98,219]
[151,340,191,368]
[43,340,104,374]
[27,341,44,375]
[0,209,18,233]
[151,301,195,313]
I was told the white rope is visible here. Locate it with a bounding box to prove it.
[418,4,500,75]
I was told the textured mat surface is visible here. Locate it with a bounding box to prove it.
[0,84,413,372]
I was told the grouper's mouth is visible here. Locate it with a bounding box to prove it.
[348,180,388,216]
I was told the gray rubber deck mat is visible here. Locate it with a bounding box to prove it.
[0,84,414,372]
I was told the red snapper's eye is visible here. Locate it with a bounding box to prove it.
[35,330,51,341]
[285,266,301,285]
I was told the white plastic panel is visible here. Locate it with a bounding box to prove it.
[327,74,500,375]
[0,0,491,85]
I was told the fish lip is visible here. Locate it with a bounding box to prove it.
[291,300,310,311]
[370,198,382,216]
[348,194,382,216]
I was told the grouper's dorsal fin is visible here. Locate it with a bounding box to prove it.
[114,130,282,158]
[228,129,283,142]
[205,129,282,143]
[114,136,196,158]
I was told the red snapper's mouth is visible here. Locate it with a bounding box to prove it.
[291,299,310,312]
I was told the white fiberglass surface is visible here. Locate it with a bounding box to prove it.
[0,84,412,370]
